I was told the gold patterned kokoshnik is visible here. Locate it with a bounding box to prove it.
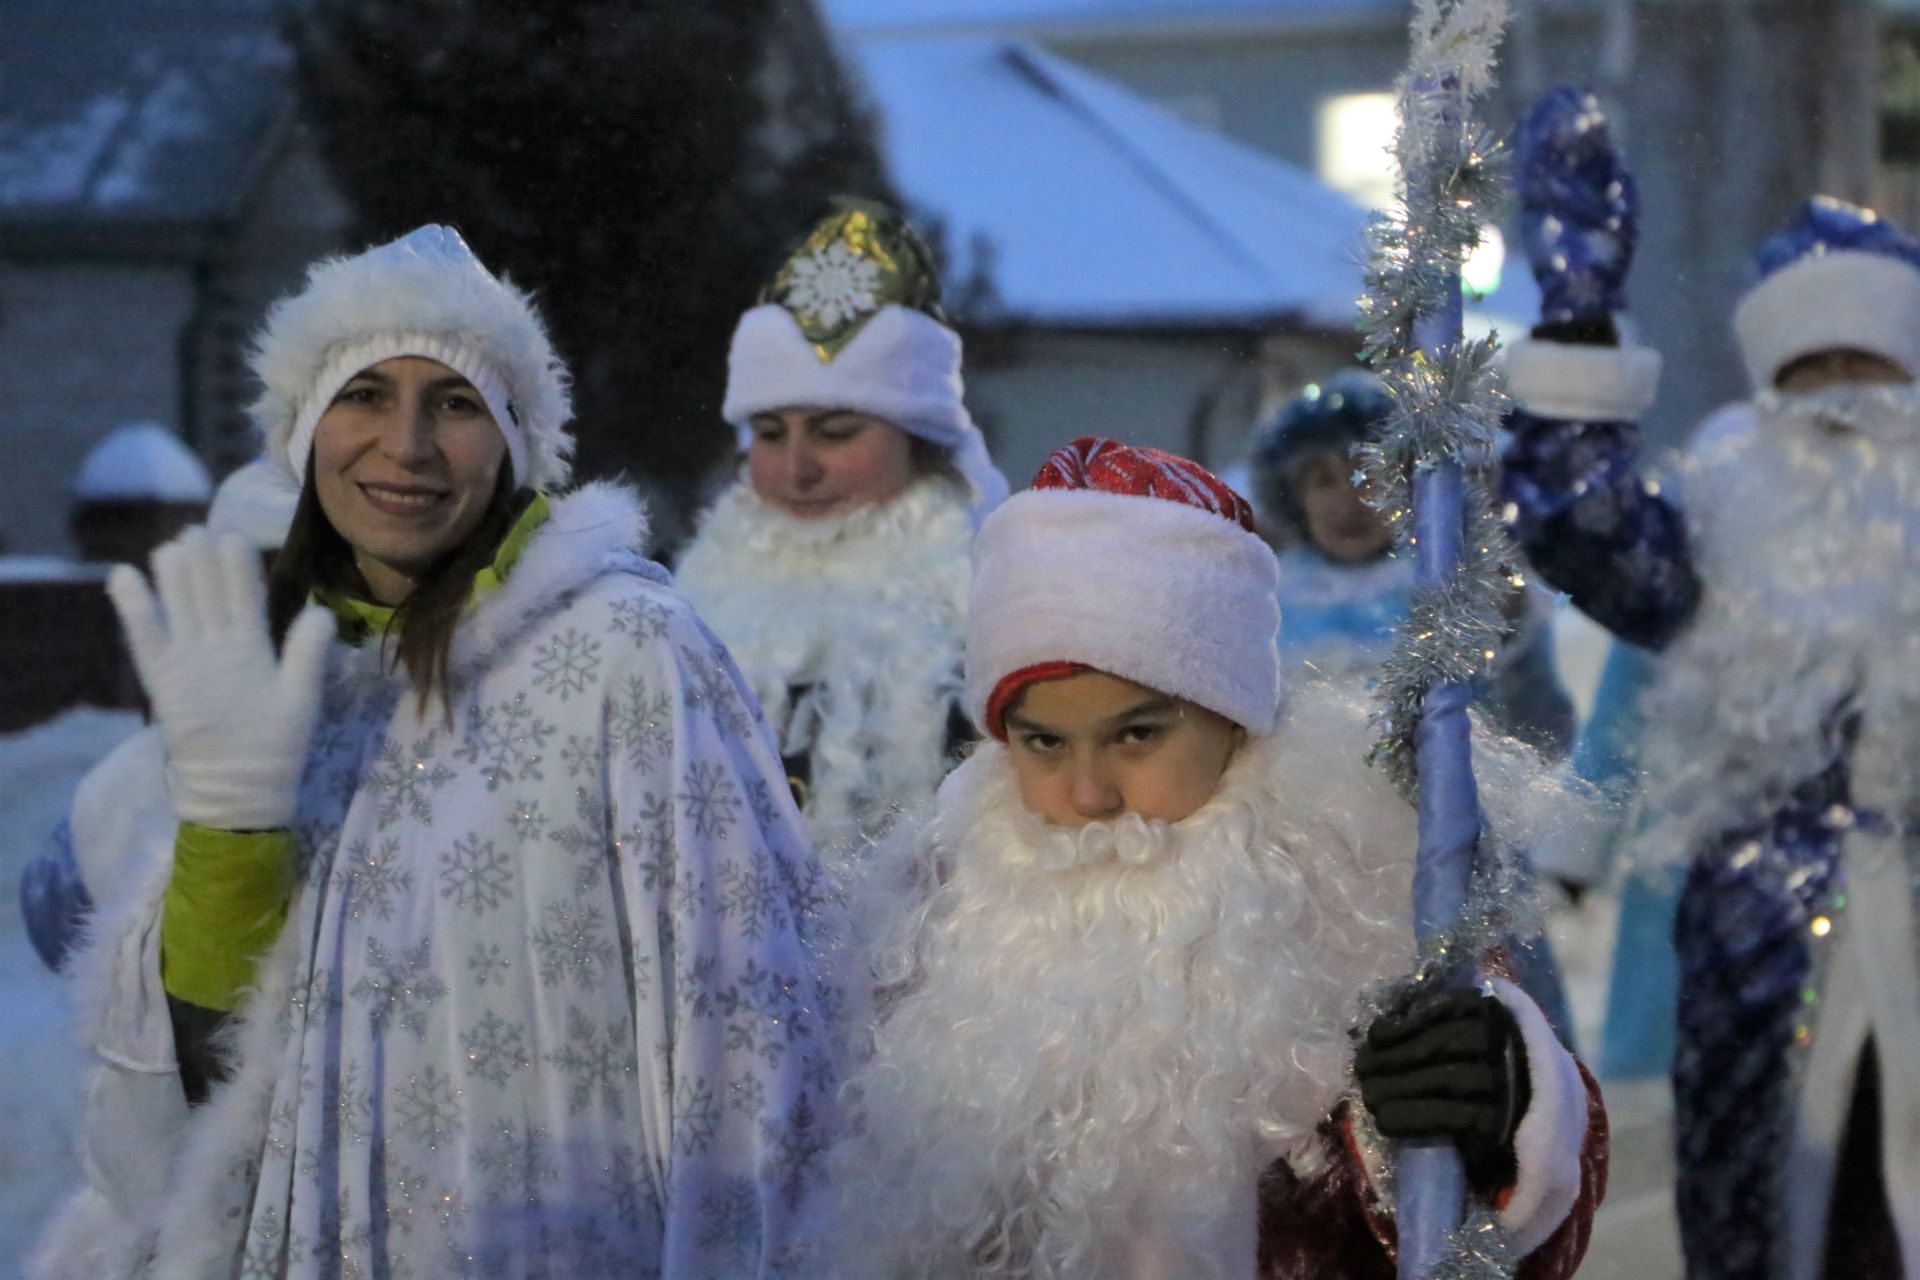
[762,200,946,362]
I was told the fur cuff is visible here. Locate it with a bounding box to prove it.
[1504,338,1662,422]
[1488,976,1589,1255]
[1733,249,1920,392]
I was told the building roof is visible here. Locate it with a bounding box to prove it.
[826,0,1399,37]
[72,422,214,502]
[852,36,1374,329]
[0,0,290,243]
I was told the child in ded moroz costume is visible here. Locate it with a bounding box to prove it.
[829,438,1607,1279]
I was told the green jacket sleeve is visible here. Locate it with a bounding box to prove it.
[160,822,295,1012]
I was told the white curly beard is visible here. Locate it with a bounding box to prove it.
[1632,386,1920,874]
[829,684,1420,1279]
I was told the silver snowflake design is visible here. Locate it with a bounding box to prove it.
[325,1061,373,1148]
[368,734,457,829]
[605,1144,657,1232]
[546,1006,638,1117]
[467,941,510,988]
[678,760,743,842]
[728,1071,766,1117]
[437,832,515,915]
[349,937,448,1040]
[560,733,600,781]
[333,838,413,922]
[718,851,788,941]
[609,595,672,639]
[674,1073,722,1156]
[610,676,675,771]
[476,1124,557,1204]
[531,627,602,702]
[762,1092,828,1209]
[697,1176,763,1269]
[745,777,784,837]
[238,1206,286,1280]
[460,1010,530,1087]
[508,798,548,844]
[783,240,882,328]
[384,1160,434,1239]
[624,792,677,890]
[551,784,612,896]
[679,645,755,740]
[530,899,616,990]
[394,1065,462,1150]
[456,693,556,792]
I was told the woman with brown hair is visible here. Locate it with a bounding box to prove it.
[34,225,845,1279]
[675,202,1006,844]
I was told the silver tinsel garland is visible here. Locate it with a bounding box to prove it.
[1353,2,1526,1277]
[1356,0,1521,802]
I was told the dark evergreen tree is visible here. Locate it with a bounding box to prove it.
[284,0,894,539]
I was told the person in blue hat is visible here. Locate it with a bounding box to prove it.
[1251,370,1577,759]
[1500,84,1919,1280]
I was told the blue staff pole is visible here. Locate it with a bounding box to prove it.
[1394,278,1486,1280]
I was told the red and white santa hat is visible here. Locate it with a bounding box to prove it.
[968,436,1282,739]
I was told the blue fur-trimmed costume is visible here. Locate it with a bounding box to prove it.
[1503,87,1917,1280]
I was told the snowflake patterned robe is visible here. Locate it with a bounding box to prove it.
[35,482,847,1280]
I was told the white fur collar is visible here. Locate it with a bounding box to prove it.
[330,481,655,692]
[675,477,974,836]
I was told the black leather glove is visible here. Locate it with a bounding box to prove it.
[1354,987,1530,1193]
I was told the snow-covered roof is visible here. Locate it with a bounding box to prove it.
[852,37,1373,329]
[826,0,1398,36]
[0,0,289,230]
[73,423,214,502]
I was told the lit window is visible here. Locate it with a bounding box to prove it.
[1317,91,1398,210]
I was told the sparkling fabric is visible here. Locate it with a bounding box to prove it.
[1750,196,1920,283]
[1672,752,1854,1280]
[1515,87,1640,324]
[1499,410,1702,649]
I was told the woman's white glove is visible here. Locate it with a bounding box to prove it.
[106,528,335,831]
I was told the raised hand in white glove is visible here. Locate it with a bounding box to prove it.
[107,527,335,831]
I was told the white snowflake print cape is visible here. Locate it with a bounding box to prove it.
[675,477,972,845]
[37,482,847,1279]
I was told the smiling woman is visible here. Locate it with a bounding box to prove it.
[36,225,848,1280]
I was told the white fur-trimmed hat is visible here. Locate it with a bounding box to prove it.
[722,203,1008,517]
[1732,197,1920,392]
[967,437,1281,737]
[206,458,300,550]
[249,225,573,488]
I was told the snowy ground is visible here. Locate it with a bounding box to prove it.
[0,700,1682,1277]
[0,707,141,1278]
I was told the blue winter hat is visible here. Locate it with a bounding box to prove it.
[1733,197,1920,390]
[1249,370,1391,542]
[1515,86,1639,325]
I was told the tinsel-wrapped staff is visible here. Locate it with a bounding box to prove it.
[1351,1,1523,1277]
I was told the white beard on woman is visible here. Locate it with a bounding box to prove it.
[675,475,975,844]
[829,683,1422,1280]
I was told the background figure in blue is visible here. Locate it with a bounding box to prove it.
[1502,84,1918,1279]
[1251,371,1577,758]
[1250,371,1580,1049]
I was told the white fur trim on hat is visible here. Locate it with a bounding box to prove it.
[724,303,1009,518]
[1488,976,1591,1256]
[966,487,1282,733]
[206,458,301,551]
[1504,337,1662,422]
[1733,250,1920,392]
[250,225,573,488]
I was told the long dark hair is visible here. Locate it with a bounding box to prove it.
[268,463,528,715]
